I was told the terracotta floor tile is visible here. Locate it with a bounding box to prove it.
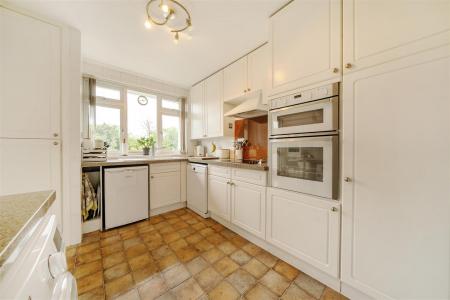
[78,286,105,300]
[101,235,121,248]
[230,235,248,248]
[78,241,100,255]
[132,262,159,284]
[212,223,225,232]
[245,283,278,300]
[256,251,278,268]
[199,227,215,237]
[66,245,77,258]
[146,239,164,251]
[168,238,188,251]
[194,239,214,252]
[154,221,170,230]
[295,272,326,299]
[194,267,223,291]
[177,227,196,238]
[101,241,124,257]
[192,222,206,231]
[159,225,175,234]
[226,268,256,294]
[123,237,142,249]
[104,262,130,282]
[101,229,118,239]
[138,224,155,234]
[128,253,153,271]
[213,256,239,277]
[281,284,315,300]
[152,245,174,260]
[260,270,290,296]
[138,274,168,299]
[185,218,198,225]
[175,245,200,262]
[74,259,103,279]
[217,241,237,255]
[158,253,179,271]
[220,229,237,240]
[104,273,134,298]
[149,215,165,224]
[155,291,176,300]
[274,260,300,281]
[172,221,189,230]
[103,251,126,269]
[162,264,191,288]
[114,288,140,300]
[125,243,148,259]
[241,243,263,257]
[202,247,225,264]
[208,280,240,300]
[230,249,252,265]
[242,258,269,279]
[185,233,203,244]
[77,270,104,295]
[186,256,209,275]
[162,232,181,243]
[77,249,102,265]
[206,233,226,245]
[172,277,204,299]
[141,231,162,243]
[320,287,349,300]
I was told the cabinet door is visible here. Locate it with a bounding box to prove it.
[0,7,61,139]
[231,180,266,239]
[341,48,450,299]
[150,171,181,210]
[190,82,205,139]
[205,71,223,138]
[247,44,269,103]
[266,188,340,277]
[207,174,230,221]
[223,57,247,101]
[343,0,450,74]
[0,138,62,228]
[269,0,341,95]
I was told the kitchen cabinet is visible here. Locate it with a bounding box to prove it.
[341,47,450,299]
[190,82,205,139]
[230,180,266,239]
[208,174,231,221]
[269,0,341,96]
[266,187,340,277]
[343,0,450,74]
[150,163,181,210]
[0,7,61,139]
[223,44,269,103]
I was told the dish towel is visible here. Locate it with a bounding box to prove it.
[82,173,99,221]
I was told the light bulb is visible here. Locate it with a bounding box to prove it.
[188,25,193,32]
[170,12,175,20]
[144,19,152,29]
[161,3,169,13]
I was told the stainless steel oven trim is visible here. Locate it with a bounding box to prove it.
[268,134,339,200]
[269,96,339,136]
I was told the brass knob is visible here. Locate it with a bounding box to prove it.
[344,177,352,182]
[331,207,338,212]
[150,175,154,179]
[247,88,251,91]
[332,68,339,73]
[53,133,59,137]
[53,141,59,146]
[243,89,247,93]
[345,63,353,69]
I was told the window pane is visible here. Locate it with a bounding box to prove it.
[162,115,180,151]
[127,90,157,151]
[162,99,180,110]
[96,85,121,100]
[95,106,121,151]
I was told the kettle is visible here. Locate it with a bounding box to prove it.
[195,145,205,157]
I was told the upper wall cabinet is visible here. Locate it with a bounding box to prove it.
[269,0,341,96]
[190,82,205,139]
[223,44,269,103]
[0,7,61,139]
[343,0,450,74]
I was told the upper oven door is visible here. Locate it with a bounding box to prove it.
[269,97,338,136]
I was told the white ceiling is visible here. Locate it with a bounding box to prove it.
[9,0,285,88]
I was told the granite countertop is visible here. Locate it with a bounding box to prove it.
[81,156,188,168]
[0,190,55,267]
[188,157,269,171]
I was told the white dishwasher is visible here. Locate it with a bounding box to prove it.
[104,166,149,229]
[187,163,208,218]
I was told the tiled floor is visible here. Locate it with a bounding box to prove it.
[67,208,348,300]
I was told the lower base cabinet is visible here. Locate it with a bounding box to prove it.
[150,171,181,210]
[231,180,266,239]
[208,174,230,221]
[266,187,340,277]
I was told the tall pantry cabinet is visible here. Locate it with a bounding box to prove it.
[0,5,81,244]
[340,1,450,299]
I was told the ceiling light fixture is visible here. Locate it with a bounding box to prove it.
[145,0,192,43]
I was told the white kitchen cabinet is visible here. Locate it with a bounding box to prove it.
[0,7,61,139]
[150,171,181,210]
[230,180,266,239]
[341,47,450,300]
[266,188,340,277]
[0,138,62,227]
[205,71,223,138]
[223,57,248,101]
[343,0,450,74]
[269,0,341,96]
[208,174,231,221]
[247,44,269,103]
[190,82,205,139]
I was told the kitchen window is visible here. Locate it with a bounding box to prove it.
[92,81,184,155]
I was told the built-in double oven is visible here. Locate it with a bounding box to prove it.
[269,83,339,199]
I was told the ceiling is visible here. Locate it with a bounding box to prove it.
[9,0,285,88]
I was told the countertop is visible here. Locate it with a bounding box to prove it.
[82,156,269,171]
[0,190,55,267]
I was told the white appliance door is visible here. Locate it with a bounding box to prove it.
[104,166,149,229]
[270,135,337,199]
[270,98,338,136]
[187,164,207,214]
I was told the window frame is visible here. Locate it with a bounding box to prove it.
[94,80,183,156]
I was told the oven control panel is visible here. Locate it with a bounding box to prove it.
[269,83,339,110]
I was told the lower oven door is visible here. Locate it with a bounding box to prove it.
[270,135,338,199]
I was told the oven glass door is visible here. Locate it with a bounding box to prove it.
[270,135,338,199]
[270,98,338,136]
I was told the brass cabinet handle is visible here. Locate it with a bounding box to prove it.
[332,67,339,73]
[247,88,251,91]
[53,141,59,146]
[331,207,338,212]
[53,133,59,137]
[344,177,352,182]
[150,175,154,179]
[345,63,353,69]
